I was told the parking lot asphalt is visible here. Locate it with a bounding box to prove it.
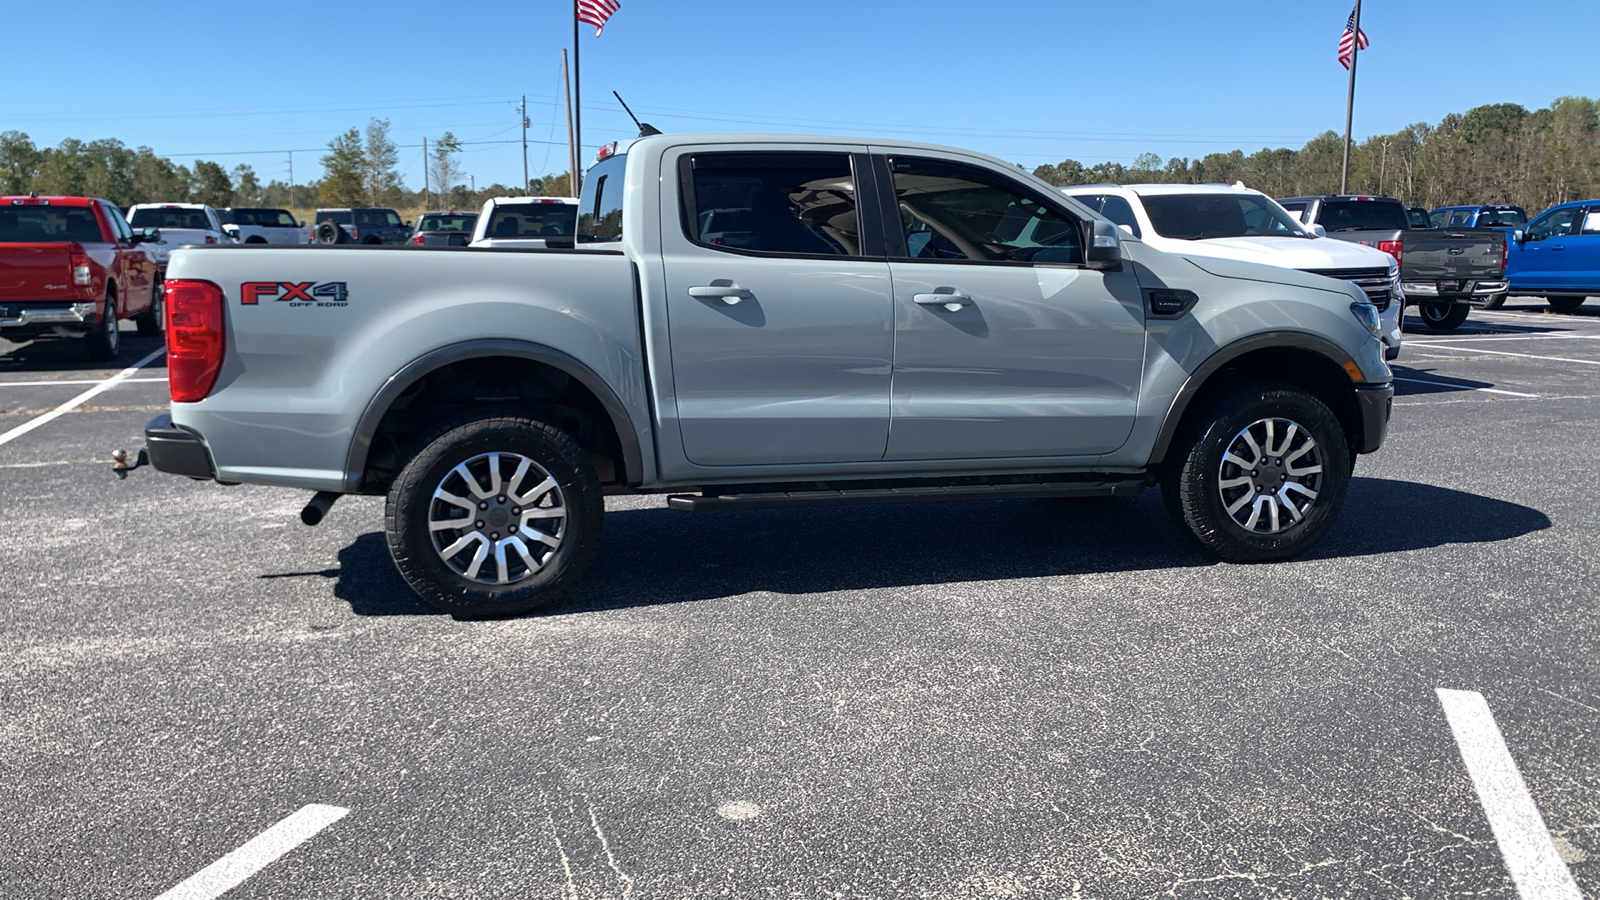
[1,299,1597,899]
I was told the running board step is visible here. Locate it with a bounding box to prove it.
[666,478,1145,512]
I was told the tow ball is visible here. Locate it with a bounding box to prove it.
[111,448,149,479]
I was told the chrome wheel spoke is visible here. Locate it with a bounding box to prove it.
[508,537,542,572]
[1286,460,1323,478]
[493,541,510,585]
[1284,481,1319,502]
[1225,491,1255,516]
[505,457,533,499]
[516,475,559,508]
[519,524,562,549]
[453,463,492,500]
[485,453,504,496]
[430,514,472,532]
[1219,476,1253,491]
[1223,451,1256,470]
[1218,416,1323,533]
[434,489,476,513]
[430,451,565,586]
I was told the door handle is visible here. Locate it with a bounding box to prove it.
[688,285,753,304]
[1550,245,1565,251]
[914,292,974,311]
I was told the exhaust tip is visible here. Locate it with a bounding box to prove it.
[301,491,340,526]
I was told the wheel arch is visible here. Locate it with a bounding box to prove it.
[345,339,644,494]
[1148,332,1372,468]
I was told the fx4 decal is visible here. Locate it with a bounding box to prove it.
[240,281,350,307]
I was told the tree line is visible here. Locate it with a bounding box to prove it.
[0,117,571,213]
[4,95,1595,215]
[1033,96,1599,214]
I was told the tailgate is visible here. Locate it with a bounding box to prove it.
[0,244,78,300]
[1403,230,1505,280]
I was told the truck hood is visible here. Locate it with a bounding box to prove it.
[1176,254,1365,298]
[1161,235,1394,271]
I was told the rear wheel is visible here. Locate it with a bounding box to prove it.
[314,221,346,245]
[1161,382,1351,562]
[85,290,121,361]
[135,276,163,337]
[1418,300,1470,330]
[386,415,604,617]
[245,236,267,244]
[1479,292,1506,310]
[1547,296,1587,313]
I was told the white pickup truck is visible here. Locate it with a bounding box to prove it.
[139,132,1394,617]
[218,207,311,245]
[468,196,578,249]
[126,203,230,272]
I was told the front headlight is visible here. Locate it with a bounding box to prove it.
[1350,302,1381,339]
[1389,267,1403,299]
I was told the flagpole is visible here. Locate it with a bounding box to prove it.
[573,0,583,197]
[1340,0,1362,194]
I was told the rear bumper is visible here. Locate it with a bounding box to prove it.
[1402,280,1507,302]
[1355,383,1394,454]
[0,301,98,328]
[144,414,218,479]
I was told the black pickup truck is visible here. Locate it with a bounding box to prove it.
[1278,194,1507,330]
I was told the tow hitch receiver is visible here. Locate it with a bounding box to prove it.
[111,448,150,479]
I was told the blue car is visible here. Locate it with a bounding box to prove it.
[1506,200,1600,312]
[1429,204,1528,231]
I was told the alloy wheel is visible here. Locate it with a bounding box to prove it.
[427,451,566,585]
[1216,417,1324,534]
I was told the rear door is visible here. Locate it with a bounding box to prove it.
[659,144,895,466]
[876,152,1146,460]
[1552,208,1600,289]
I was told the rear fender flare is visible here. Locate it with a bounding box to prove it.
[344,339,643,491]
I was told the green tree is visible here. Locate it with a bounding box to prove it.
[132,148,190,204]
[319,127,366,206]
[190,160,233,207]
[528,172,571,197]
[428,132,464,205]
[231,165,262,205]
[0,131,41,194]
[362,118,402,206]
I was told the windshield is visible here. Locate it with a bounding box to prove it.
[1140,193,1308,240]
[130,207,212,230]
[1477,208,1526,227]
[485,204,575,239]
[1316,200,1409,232]
[418,214,477,233]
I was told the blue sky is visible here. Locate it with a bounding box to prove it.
[8,1,1595,190]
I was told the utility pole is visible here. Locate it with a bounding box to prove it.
[1340,0,1363,194]
[287,151,295,209]
[562,49,577,196]
[423,136,430,208]
[572,0,582,197]
[521,94,530,195]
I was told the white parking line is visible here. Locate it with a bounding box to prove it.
[0,348,164,448]
[153,804,349,900]
[1436,689,1580,900]
[1392,377,1538,398]
[1406,334,1600,344]
[0,376,167,388]
[1406,344,1600,368]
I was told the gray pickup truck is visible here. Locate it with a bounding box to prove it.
[1278,194,1507,330]
[138,133,1393,616]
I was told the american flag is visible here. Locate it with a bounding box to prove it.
[578,0,621,36]
[1337,6,1369,70]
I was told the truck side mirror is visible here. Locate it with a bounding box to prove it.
[134,227,161,243]
[1511,229,1525,244]
[1084,218,1122,270]
[1310,224,1327,238]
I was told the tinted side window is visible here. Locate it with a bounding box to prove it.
[682,152,860,257]
[1582,210,1600,235]
[1526,208,1580,242]
[1447,209,1475,227]
[355,210,379,227]
[890,156,1083,264]
[318,211,353,225]
[578,154,626,243]
[1098,196,1142,238]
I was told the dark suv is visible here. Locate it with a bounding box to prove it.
[312,208,410,245]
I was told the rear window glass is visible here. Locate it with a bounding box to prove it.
[1477,208,1526,227]
[418,214,477,233]
[226,208,297,227]
[578,154,626,243]
[684,151,861,257]
[1316,201,1409,232]
[0,207,103,242]
[130,207,213,230]
[484,204,576,239]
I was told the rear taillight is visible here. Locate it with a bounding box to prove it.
[350,227,361,239]
[70,252,92,286]
[204,234,217,245]
[412,233,424,245]
[1501,237,1508,271]
[165,279,225,403]
[1377,239,1403,267]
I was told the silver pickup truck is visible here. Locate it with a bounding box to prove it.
[138,133,1394,616]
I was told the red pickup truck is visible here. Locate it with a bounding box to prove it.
[1,195,162,360]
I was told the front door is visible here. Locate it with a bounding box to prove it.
[1510,206,1582,290]
[660,147,895,466]
[875,153,1146,460]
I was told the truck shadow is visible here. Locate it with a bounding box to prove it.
[328,476,1550,618]
[0,331,166,373]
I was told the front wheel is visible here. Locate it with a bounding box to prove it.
[1161,382,1352,562]
[1547,296,1587,313]
[386,415,604,617]
[1418,300,1470,330]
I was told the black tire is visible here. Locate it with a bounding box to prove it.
[1160,381,1352,562]
[362,236,381,245]
[1547,296,1587,313]
[1418,300,1470,330]
[1479,292,1506,310]
[135,276,163,337]
[85,290,121,361]
[245,236,267,244]
[314,221,346,245]
[386,414,603,617]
